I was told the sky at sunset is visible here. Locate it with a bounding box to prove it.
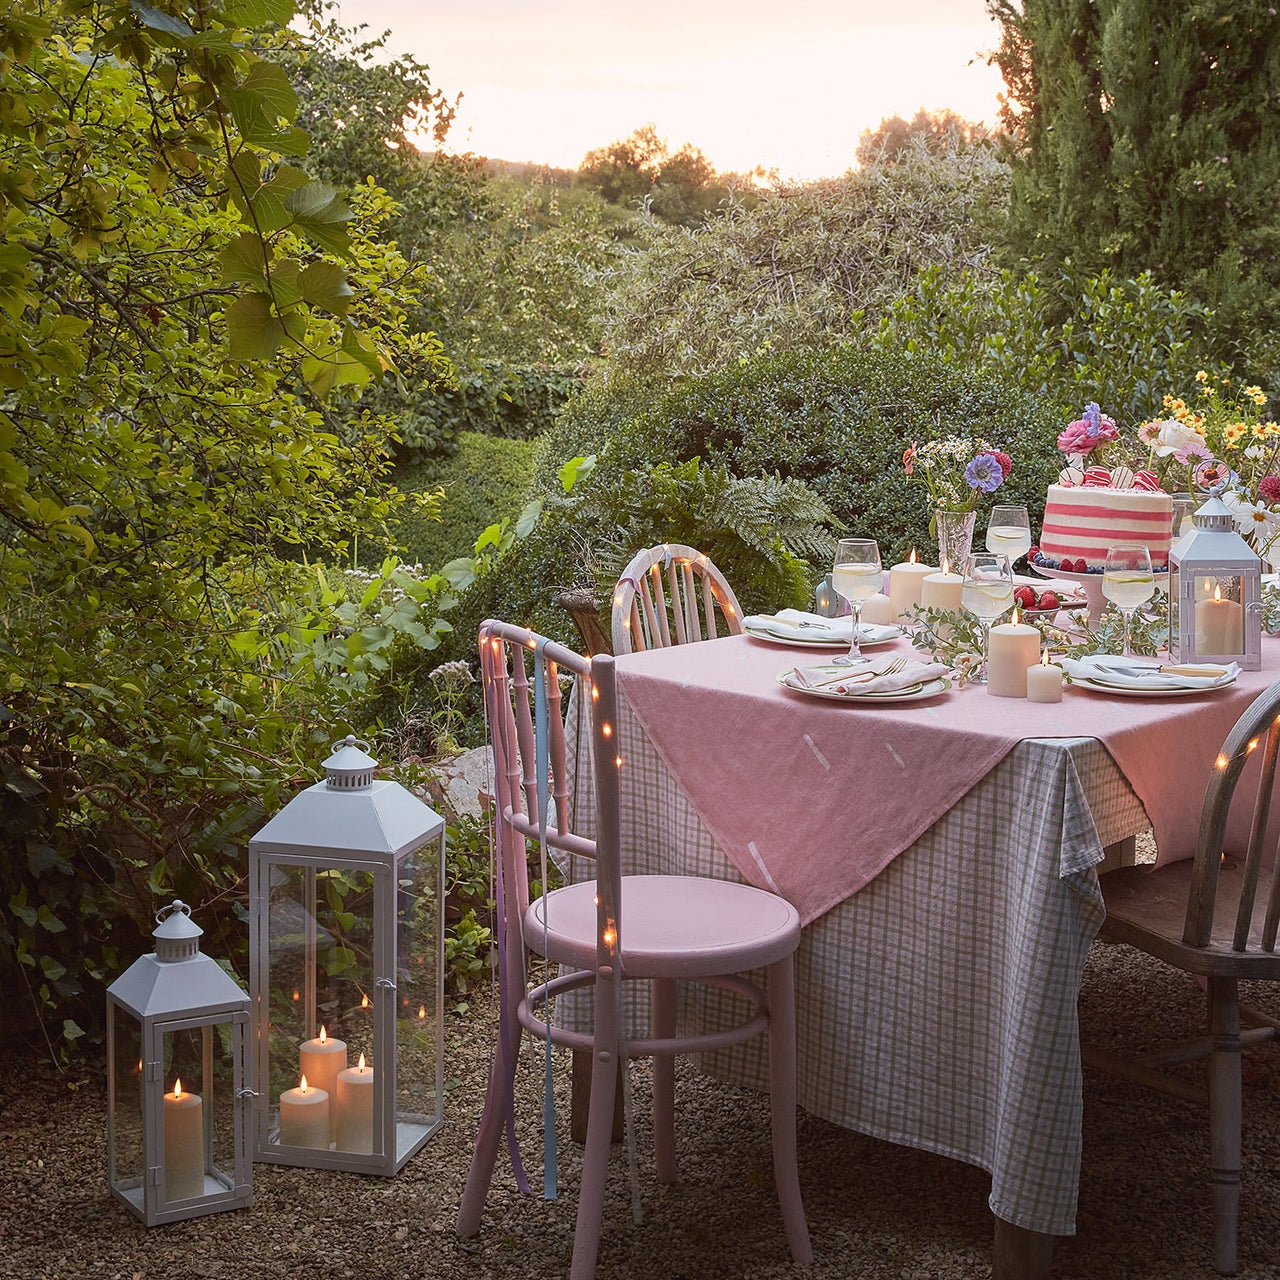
[340,1,1006,180]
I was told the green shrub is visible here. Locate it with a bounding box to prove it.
[383,432,541,570]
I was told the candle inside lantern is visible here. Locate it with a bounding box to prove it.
[888,551,935,622]
[987,611,1042,697]
[299,1025,346,1145]
[163,1077,205,1201]
[1195,583,1243,654]
[335,1053,375,1154]
[1026,650,1064,704]
[279,1074,331,1149]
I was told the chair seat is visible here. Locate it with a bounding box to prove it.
[526,874,801,978]
[1101,859,1280,980]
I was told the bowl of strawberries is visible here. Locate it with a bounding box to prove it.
[1013,582,1088,618]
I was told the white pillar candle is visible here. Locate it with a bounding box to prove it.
[335,1053,374,1154]
[1195,588,1243,654]
[987,615,1042,697]
[859,592,895,625]
[919,570,963,613]
[279,1076,330,1149]
[1026,654,1064,703]
[888,554,935,622]
[300,1026,347,1144]
[163,1078,204,1200]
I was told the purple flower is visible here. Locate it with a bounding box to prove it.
[1083,402,1102,437]
[1174,439,1213,465]
[964,452,1005,493]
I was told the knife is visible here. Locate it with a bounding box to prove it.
[1095,660,1231,679]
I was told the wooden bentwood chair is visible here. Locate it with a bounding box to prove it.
[611,543,743,656]
[1089,680,1280,1274]
[456,621,812,1280]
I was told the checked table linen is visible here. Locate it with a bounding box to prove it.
[560,634,1280,1236]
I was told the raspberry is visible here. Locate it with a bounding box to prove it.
[1070,558,1088,573]
[1028,544,1040,561]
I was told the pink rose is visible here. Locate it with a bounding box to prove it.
[1056,415,1118,456]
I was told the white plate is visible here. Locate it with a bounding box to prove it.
[745,625,903,650]
[777,669,952,703]
[1070,675,1238,698]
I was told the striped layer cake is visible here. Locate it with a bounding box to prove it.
[1039,484,1173,570]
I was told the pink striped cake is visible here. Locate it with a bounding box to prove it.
[1039,484,1173,570]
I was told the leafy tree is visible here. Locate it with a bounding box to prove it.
[856,108,988,166]
[0,1,451,1054]
[988,0,1280,358]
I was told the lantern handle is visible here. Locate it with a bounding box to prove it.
[331,734,372,754]
[155,900,192,925]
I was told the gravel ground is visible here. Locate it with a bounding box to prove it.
[4,937,1280,1280]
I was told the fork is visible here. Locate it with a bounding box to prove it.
[806,655,907,690]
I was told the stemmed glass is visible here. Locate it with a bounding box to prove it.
[831,538,882,666]
[985,505,1032,565]
[1102,542,1155,658]
[961,552,1014,684]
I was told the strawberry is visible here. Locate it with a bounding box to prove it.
[1014,585,1037,609]
[1037,590,1060,610]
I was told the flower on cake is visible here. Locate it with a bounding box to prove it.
[903,436,1011,514]
[1057,403,1119,459]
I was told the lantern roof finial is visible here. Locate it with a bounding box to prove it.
[323,735,378,791]
[153,900,202,962]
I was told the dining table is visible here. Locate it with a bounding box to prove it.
[562,626,1280,1277]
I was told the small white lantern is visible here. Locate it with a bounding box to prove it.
[1168,493,1263,670]
[106,900,252,1225]
[249,735,445,1174]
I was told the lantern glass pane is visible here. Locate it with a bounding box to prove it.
[110,1003,144,1203]
[1194,573,1245,654]
[393,839,443,1154]
[265,863,378,1144]
[158,1024,211,1202]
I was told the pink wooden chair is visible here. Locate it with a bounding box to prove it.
[1089,679,1280,1274]
[457,620,811,1279]
[611,543,743,655]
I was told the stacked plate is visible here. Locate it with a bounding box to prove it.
[743,610,903,650]
[1062,655,1240,697]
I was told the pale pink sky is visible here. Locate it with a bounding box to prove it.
[338,1,1006,179]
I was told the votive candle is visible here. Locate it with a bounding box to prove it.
[859,592,895,625]
[279,1075,330,1149]
[1026,652,1064,703]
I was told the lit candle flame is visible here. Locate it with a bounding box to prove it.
[417,1005,426,1020]
[319,1025,327,1044]
[361,993,370,1009]
[909,549,917,564]
[1215,584,1223,601]
[292,989,300,1002]
[172,1078,183,1099]
[1012,608,1020,625]
[300,1074,309,1093]
[358,1053,367,1072]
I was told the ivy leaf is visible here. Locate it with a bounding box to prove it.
[62,1020,86,1042]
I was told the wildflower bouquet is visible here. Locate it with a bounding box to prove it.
[902,436,1012,517]
[1141,373,1279,557]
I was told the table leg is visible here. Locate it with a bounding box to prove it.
[993,1216,1055,1280]
[1098,834,1137,874]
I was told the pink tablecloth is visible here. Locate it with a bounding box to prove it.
[615,633,1280,924]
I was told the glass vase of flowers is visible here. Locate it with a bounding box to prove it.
[903,436,1013,573]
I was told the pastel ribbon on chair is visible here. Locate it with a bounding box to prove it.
[533,640,558,1200]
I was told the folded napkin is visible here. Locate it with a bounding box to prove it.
[1062,656,1239,691]
[745,609,901,643]
[792,655,949,695]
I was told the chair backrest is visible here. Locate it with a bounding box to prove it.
[611,543,743,656]
[479,620,622,961]
[1186,679,1280,951]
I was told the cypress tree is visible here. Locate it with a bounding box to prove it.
[989,0,1280,354]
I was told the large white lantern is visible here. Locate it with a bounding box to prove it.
[1168,493,1263,670]
[106,900,252,1225]
[249,735,445,1174]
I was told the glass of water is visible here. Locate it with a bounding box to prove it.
[985,505,1032,565]
[832,538,882,666]
[961,552,1014,684]
[1102,543,1155,657]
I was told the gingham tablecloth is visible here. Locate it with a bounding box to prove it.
[566,675,1151,1237]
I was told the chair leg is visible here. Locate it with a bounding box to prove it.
[652,977,677,1184]
[1207,976,1242,1276]
[768,954,813,1265]
[571,998,622,1280]
[457,1015,522,1236]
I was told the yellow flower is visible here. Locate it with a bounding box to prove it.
[1252,424,1270,440]
[1196,370,1209,383]
[1223,424,1246,448]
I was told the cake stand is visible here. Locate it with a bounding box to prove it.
[1029,563,1168,625]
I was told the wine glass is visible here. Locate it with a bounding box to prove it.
[831,538,882,666]
[1102,542,1155,658]
[961,552,1014,684]
[985,505,1032,564]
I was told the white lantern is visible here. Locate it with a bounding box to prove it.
[249,735,445,1174]
[106,900,252,1225]
[1168,494,1264,670]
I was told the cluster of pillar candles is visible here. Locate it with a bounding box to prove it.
[278,1027,375,1154]
[858,551,1064,703]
